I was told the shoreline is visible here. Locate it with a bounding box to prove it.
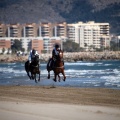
[0,51,120,63]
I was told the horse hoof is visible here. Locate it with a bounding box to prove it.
[35,80,38,83]
[63,78,66,81]
[48,76,50,79]
[53,79,56,82]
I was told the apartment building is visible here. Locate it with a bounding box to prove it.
[67,21,110,50]
[38,22,67,38]
[23,23,38,37]
[0,21,110,53]
[42,37,62,53]
[7,23,22,37]
[67,24,75,41]
[0,38,11,53]
[31,38,43,54]
[38,23,52,37]
[53,22,67,38]
[0,24,7,37]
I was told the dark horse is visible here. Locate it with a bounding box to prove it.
[25,55,40,83]
[47,50,66,82]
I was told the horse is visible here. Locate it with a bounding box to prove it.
[25,55,40,83]
[47,50,66,82]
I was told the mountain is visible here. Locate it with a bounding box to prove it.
[0,0,120,34]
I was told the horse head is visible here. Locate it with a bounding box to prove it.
[32,55,39,65]
[56,50,63,61]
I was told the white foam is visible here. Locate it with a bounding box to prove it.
[7,63,16,65]
[113,69,120,74]
[41,69,54,75]
[104,64,112,66]
[0,67,13,72]
[65,62,102,66]
[0,67,26,75]
[101,75,120,87]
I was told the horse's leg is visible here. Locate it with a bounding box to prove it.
[31,73,34,79]
[27,72,31,79]
[53,73,57,82]
[62,70,66,81]
[58,74,60,82]
[38,70,40,81]
[38,71,40,82]
[34,74,37,83]
[48,70,50,79]
[47,59,51,79]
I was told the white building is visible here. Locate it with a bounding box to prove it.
[67,21,110,50]
[0,21,110,52]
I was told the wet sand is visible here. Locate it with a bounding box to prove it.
[0,86,120,120]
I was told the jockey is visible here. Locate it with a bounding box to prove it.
[28,49,40,67]
[49,44,60,68]
[52,44,60,61]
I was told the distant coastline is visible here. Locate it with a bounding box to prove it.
[0,51,120,63]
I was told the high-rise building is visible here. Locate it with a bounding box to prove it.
[67,23,75,41]
[0,24,7,37]
[0,21,110,53]
[0,38,11,53]
[23,23,37,37]
[67,21,110,50]
[31,38,43,54]
[7,23,22,37]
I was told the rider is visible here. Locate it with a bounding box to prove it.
[49,44,60,68]
[28,48,40,68]
[52,44,60,61]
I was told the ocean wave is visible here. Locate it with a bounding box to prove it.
[41,69,54,75]
[0,67,26,75]
[65,62,103,66]
[7,63,16,65]
[113,69,120,74]
[65,69,106,74]
[101,75,120,85]
[0,67,13,72]
[104,64,112,66]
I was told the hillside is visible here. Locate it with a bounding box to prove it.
[0,0,120,34]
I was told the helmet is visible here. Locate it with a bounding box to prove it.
[32,49,36,55]
[55,44,59,49]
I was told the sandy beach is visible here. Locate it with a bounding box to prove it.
[0,86,120,120]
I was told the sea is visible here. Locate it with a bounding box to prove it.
[0,60,120,89]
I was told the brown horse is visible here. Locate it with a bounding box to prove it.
[47,50,66,82]
[25,55,40,83]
